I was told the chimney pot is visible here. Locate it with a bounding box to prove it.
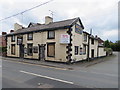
[10,30,14,33]
[45,16,53,24]
[2,32,7,35]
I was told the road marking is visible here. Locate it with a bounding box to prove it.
[20,70,74,85]
[3,60,68,70]
[0,66,1,68]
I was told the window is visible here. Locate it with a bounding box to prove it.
[80,47,82,55]
[84,33,87,42]
[33,46,38,53]
[11,44,15,55]
[91,38,94,44]
[48,31,55,39]
[47,43,55,57]
[27,33,33,40]
[75,46,79,55]
[11,35,15,42]
[83,44,86,54]
[27,44,33,56]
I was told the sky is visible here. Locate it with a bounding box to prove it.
[0,0,119,42]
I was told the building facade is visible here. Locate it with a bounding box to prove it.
[6,16,106,63]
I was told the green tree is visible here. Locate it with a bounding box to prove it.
[104,40,110,48]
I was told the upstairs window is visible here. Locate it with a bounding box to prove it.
[27,44,33,56]
[84,34,87,42]
[48,31,55,39]
[75,46,79,55]
[91,38,94,44]
[11,35,15,42]
[27,33,33,40]
[11,44,15,55]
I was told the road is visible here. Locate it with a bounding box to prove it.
[2,52,118,88]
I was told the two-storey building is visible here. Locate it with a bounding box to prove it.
[6,16,106,63]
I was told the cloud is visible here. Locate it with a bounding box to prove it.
[0,0,118,42]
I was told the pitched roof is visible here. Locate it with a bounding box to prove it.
[6,17,84,36]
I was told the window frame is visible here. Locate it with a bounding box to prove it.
[91,38,94,45]
[27,33,33,40]
[84,33,87,42]
[47,30,55,39]
[74,46,79,55]
[11,44,15,55]
[11,35,15,42]
[27,43,33,56]
[83,44,86,55]
[47,42,55,57]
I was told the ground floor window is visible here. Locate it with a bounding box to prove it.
[47,43,55,57]
[75,46,79,55]
[83,44,86,55]
[27,44,33,56]
[11,44,15,55]
[80,47,82,55]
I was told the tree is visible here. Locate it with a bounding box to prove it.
[104,40,110,48]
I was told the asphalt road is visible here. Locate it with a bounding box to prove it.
[2,52,118,88]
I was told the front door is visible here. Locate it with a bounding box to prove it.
[91,49,94,58]
[19,44,24,58]
[39,45,45,61]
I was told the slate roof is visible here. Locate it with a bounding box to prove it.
[6,17,84,36]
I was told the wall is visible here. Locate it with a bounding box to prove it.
[7,29,68,62]
[98,47,106,57]
[71,21,88,62]
[89,38,98,58]
[7,36,20,57]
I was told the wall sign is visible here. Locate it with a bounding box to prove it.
[75,24,83,34]
[60,34,70,44]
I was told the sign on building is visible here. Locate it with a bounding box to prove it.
[60,34,70,44]
[75,24,83,34]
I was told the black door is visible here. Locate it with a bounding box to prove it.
[20,44,24,58]
[39,45,45,61]
[91,49,94,58]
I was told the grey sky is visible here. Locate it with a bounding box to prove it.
[0,0,118,42]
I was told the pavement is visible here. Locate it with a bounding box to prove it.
[1,52,119,88]
[1,52,117,70]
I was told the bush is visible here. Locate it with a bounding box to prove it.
[104,48,113,55]
[0,47,7,53]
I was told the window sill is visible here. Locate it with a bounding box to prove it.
[47,38,55,39]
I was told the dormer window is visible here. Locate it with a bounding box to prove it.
[27,33,33,40]
[11,35,15,42]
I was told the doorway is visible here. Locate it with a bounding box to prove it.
[39,44,45,61]
[19,44,24,58]
[91,49,94,58]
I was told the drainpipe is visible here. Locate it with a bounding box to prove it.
[87,34,90,61]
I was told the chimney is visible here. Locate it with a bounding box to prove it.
[10,30,14,33]
[2,32,7,35]
[45,16,53,24]
[14,23,23,31]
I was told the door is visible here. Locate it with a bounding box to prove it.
[91,49,94,58]
[39,45,45,61]
[19,44,24,58]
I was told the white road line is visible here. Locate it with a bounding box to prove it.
[0,66,1,68]
[20,70,74,85]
